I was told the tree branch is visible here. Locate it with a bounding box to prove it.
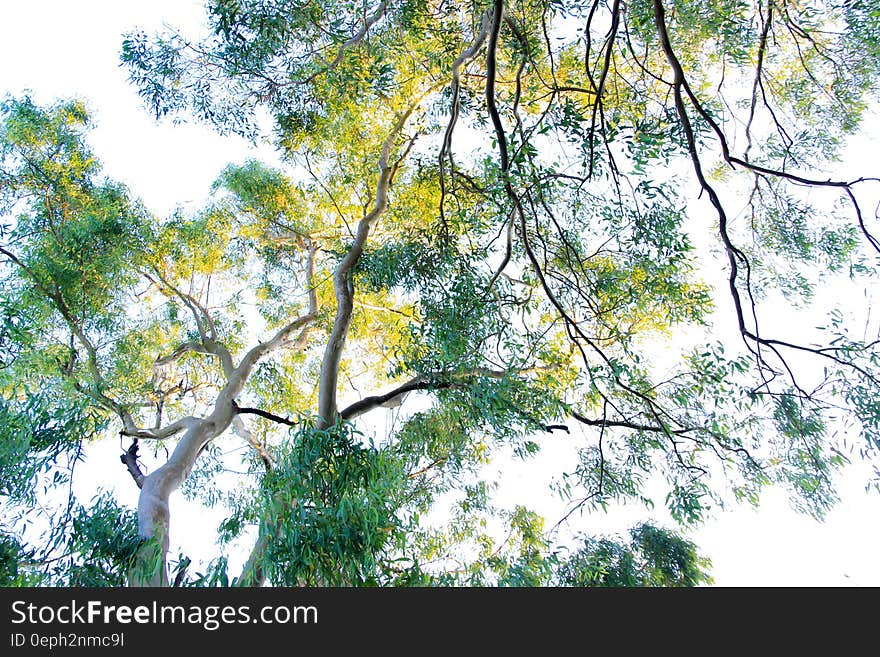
[120,415,198,440]
[154,341,219,367]
[0,245,134,420]
[340,376,451,421]
[237,242,319,375]
[142,268,235,376]
[339,366,550,421]
[232,415,273,471]
[120,440,145,489]
[316,98,426,428]
[234,401,298,427]
[439,9,492,231]
[485,0,509,173]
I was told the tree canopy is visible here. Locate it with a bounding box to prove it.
[1,0,879,586]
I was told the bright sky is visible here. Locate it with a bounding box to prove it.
[2,0,880,586]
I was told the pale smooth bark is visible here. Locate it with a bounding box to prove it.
[316,103,423,429]
[130,250,318,585]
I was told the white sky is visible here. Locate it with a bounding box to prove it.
[2,0,880,586]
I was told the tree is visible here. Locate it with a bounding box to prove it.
[0,0,878,586]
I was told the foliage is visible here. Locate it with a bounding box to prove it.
[555,523,712,587]
[256,420,407,586]
[62,494,142,587]
[0,531,43,586]
[2,0,880,586]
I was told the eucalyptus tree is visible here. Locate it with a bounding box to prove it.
[1,0,879,586]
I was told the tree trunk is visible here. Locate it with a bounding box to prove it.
[129,402,236,586]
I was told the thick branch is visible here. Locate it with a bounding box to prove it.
[238,312,316,372]
[340,377,451,421]
[339,366,548,421]
[316,102,423,428]
[133,405,234,585]
[485,0,508,172]
[234,401,298,427]
[132,244,321,584]
[120,415,197,440]
[155,341,219,367]
[131,237,323,584]
[120,440,145,489]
